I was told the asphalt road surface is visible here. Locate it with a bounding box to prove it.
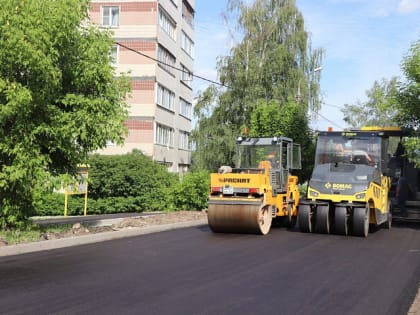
[0,223,419,315]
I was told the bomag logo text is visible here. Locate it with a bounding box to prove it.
[341,132,357,137]
[220,178,251,184]
[325,182,352,190]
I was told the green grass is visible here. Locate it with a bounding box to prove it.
[0,224,73,245]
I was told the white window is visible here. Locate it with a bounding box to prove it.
[181,31,194,58]
[182,0,194,28]
[179,130,190,150]
[156,123,174,147]
[158,45,176,75]
[102,6,119,27]
[179,98,192,119]
[181,64,193,87]
[110,45,118,66]
[159,9,176,40]
[157,84,175,111]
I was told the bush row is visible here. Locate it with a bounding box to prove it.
[35,151,210,216]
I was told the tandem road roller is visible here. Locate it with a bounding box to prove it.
[208,136,301,235]
[299,126,404,237]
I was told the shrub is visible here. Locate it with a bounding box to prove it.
[169,170,210,211]
[34,151,211,216]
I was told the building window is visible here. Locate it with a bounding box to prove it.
[180,98,192,119]
[158,45,176,75]
[102,6,119,27]
[181,31,194,58]
[156,123,174,147]
[182,0,194,28]
[159,8,176,40]
[179,130,190,150]
[157,84,175,111]
[110,45,118,66]
[181,64,193,87]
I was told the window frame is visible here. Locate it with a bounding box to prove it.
[179,130,190,150]
[102,6,120,27]
[158,45,176,76]
[180,64,193,88]
[155,123,175,147]
[159,8,176,40]
[157,84,175,112]
[110,44,119,66]
[179,98,192,119]
[181,31,194,58]
[182,0,194,28]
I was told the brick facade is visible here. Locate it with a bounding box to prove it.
[91,0,194,172]
[90,2,157,13]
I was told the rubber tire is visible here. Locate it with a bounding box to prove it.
[298,204,312,233]
[353,206,369,237]
[334,206,348,236]
[315,205,330,234]
[285,204,297,228]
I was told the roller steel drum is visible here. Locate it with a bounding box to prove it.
[208,199,272,235]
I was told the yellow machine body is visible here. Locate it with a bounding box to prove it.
[208,136,301,235]
[299,127,402,237]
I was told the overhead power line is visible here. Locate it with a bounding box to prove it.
[322,102,343,109]
[114,42,230,88]
[315,112,345,130]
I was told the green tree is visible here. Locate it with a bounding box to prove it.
[192,0,323,174]
[397,38,420,166]
[341,77,399,128]
[249,99,315,181]
[191,86,237,171]
[0,0,130,228]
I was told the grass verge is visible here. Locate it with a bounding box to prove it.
[0,224,74,245]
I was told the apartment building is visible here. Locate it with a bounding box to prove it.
[90,0,195,173]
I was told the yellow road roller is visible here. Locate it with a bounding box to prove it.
[208,136,301,235]
[299,126,404,237]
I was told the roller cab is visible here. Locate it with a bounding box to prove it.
[208,136,301,235]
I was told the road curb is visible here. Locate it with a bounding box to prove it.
[0,219,208,257]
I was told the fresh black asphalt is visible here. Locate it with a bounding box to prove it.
[0,222,419,315]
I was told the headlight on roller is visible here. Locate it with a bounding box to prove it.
[310,190,319,197]
[356,193,366,199]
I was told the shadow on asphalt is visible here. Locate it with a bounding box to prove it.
[392,220,420,230]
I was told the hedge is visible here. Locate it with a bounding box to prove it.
[35,151,209,216]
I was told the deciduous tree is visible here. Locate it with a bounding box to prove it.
[192,0,323,177]
[0,0,130,227]
[397,38,420,165]
[341,78,399,128]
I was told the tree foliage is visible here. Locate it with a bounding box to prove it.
[0,0,130,227]
[340,37,419,166]
[397,38,420,129]
[192,0,323,177]
[249,99,315,180]
[168,170,210,211]
[341,77,399,128]
[396,38,420,166]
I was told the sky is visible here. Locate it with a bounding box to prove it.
[192,0,420,131]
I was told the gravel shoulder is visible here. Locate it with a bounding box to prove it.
[0,211,208,251]
[36,210,209,241]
